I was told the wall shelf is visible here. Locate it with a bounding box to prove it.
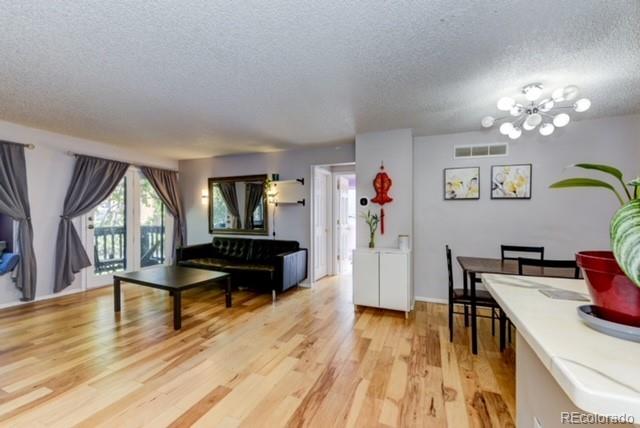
[271,177,305,206]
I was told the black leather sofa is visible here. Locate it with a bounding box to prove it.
[176,237,307,299]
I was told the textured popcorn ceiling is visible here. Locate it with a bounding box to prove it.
[0,1,639,159]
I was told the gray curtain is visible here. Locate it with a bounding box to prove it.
[0,141,37,301]
[218,182,241,229]
[54,156,129,292]
[244,183,263,229]
[140,167,186,260]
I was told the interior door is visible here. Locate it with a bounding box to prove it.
[85,171,133,288]
[337,176,351,274]
[314,169,330,281]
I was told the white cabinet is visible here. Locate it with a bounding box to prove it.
[353,248,413,316]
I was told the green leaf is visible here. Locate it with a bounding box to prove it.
[571,163,624,180]
[571,163,631,200]
[549,178,624,205]
[611,199,640,288]
[628,177,640,199]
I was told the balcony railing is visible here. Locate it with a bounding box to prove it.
[94,225,165,274]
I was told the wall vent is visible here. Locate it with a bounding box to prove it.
[454,143,508,159]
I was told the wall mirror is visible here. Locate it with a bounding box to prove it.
[208,174,268,235]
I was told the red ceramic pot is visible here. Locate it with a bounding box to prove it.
[576,251,640,327]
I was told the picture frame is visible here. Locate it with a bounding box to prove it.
[443,167,480,200]
[491,164,532,199]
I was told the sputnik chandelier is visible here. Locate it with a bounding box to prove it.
[481,83,591,139]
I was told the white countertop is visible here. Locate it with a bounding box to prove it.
[483,274,640,419]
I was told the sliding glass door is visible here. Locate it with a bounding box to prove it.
[85,168,171,288]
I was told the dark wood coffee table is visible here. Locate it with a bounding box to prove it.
[113,266,231,330]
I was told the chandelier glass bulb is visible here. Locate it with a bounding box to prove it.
[573,98,591,113]
[523,121,536,131]
[510,104,524,116]
[539,123,555,136]
[497,97,515,111]
[539,98,554,112]
[499,122,514,135]
[525,113,542,128]
[481,116,495,128]
[553,113,571,127]
[523,83,543,101]
[552,87,566,102]
[563,85,579,101]
[508,127,522,140]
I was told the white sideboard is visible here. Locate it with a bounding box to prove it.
[353,248,413,317]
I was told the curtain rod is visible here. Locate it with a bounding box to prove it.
[65,151,179,172]
[0,141,35,150]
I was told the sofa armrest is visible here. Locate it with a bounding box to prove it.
[175,243,214,263]
[274,249,308,292]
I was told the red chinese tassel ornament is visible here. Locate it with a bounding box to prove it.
[371,163,393,234]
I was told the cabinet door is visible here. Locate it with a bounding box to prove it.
[379,252,408,311]
[353,251,379,307]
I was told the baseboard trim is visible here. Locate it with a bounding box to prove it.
[415,296,448,305]
[0,286,86,310]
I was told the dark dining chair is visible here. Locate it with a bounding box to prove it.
[518,257,581,279]
[501,245,544,261]
[447,245,501,343]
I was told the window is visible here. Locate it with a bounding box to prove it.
[0,213,14,253]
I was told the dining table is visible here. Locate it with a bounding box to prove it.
[456,256,579,354]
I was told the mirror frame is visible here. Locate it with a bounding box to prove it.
[208,174,269,236]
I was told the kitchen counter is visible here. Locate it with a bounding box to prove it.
[483,273,640,425]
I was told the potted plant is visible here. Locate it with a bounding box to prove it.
[550,163,640,326]
[361,210,380,248]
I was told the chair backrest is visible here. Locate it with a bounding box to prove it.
[518,257,580,279]
[446,245,454,294]
[501,245,544,261]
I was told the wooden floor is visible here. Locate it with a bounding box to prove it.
[0,275,515,427]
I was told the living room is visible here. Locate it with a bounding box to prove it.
[0,1,639,426]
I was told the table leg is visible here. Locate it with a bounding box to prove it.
[470,271,478,355]
[114,278,121,313]
[463,270,469,327]
[225,277,232,308]
[499,309,506,352]
[173,290,182,330]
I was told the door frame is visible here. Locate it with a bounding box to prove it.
[312,167,331,282]
[309,162,355,285]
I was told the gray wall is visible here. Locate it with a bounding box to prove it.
[413,114,640,301]
[179,144,356,255]
[355,129,413,249]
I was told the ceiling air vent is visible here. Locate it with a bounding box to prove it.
[454,143,508,159]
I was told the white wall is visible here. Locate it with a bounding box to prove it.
[178,144,355,255]
[0,120,177,306]
[413,114,640,301]
[355,129,413,249]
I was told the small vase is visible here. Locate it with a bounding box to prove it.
[368,233,375,248]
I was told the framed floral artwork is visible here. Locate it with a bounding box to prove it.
[491,164,532,199]
[444,167,480,200]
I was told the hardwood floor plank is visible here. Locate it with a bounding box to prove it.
[0,275,514,427]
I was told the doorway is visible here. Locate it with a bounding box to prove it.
[310,163,356,283]
[84,168,173,288]
[334,173,356,274]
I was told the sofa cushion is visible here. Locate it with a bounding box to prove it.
[212,237,252,260]
[180,257,228,270]
[223,260,275,273]
[249,239,300,262]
